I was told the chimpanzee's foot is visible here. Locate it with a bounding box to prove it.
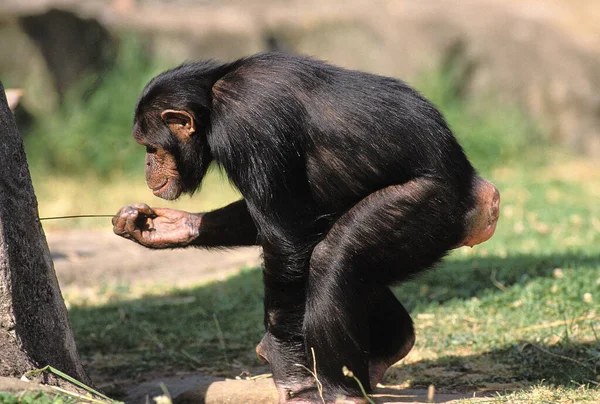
[276,381,371,404]
[256,286,416,402]
[368,332,415,389]
[256,336,373,403]
[366,287,416,389]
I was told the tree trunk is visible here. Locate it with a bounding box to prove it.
[0,81,91,387]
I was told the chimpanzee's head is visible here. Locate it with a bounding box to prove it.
[132,62,226,200]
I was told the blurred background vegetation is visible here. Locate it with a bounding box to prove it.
[0,0,598,402]
[24,38,542,178]
[1,0,598,200]
[24,38,158,177]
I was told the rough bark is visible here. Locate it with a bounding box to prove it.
[0,82,90,387]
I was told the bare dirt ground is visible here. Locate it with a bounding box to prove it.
[47,229,263,293]
[42,230,494,403]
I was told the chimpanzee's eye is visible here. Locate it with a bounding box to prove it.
[146,146,157,154]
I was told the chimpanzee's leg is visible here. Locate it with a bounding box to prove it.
[259,241,315,403]
[367,287,415,389]
[303,178,468,400]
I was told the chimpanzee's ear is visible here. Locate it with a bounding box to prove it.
[160,109,195,142]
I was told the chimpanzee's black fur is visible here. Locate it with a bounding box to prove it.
[134,53,477,401]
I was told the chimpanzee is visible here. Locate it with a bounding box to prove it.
[112,53,500,403]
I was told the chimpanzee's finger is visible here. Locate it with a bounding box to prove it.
[131,203,156,218]
[113,218,124,236]
[124,208,143,240]
[113,207,133,237]
[112,206,128,227]
[151,207,184,220]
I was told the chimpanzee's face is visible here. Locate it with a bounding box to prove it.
[141,143,182,200]
[132,109,199,201]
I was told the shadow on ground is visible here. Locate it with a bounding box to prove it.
[66,250,599,403]
[395,251,600,310]
[122,339,599,404]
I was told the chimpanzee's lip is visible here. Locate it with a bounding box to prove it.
[151,180,169,194]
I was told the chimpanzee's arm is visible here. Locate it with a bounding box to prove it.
[192,199,259,247]
[112,199,258,249]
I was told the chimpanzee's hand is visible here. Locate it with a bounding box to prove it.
[112,203,202,249]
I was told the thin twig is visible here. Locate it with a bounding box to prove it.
[39,214,115,221]
[294,365,325,403]
[585,379,600,386]
[524,343,594,371]
[180,349,202,368]
[342,366,375,404]
[311,347,325,404]
[159,383,172,400]
[25,365,112,401]
[47,385,111,404]
[213,313,230,366]
[248,373,273,380]
[294,348,325,404]
[490,269,507,292]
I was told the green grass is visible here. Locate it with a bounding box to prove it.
[458,384,600,403]
[0,392,78,404]
[71,269,265,379]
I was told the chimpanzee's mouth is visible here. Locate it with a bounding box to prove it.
[151,180,169,195]
[151,179,182,201]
